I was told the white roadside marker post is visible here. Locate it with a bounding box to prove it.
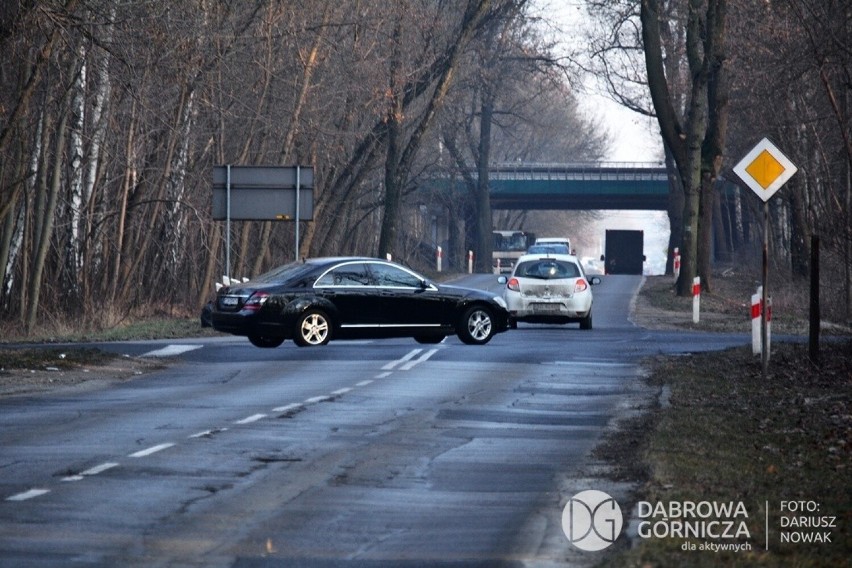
[692,276,701,324]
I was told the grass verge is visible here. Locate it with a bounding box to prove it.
[0,347,116,371]
[595,340,851,567]
[0,317,220,345]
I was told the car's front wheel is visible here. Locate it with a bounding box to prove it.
[294,309,331,346]
[457,305,496,345]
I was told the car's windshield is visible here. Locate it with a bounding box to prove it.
[515,259,580,280]
[527,244,570,255]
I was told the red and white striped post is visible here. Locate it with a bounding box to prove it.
[692,276,701,323]
[468,250,474,274]
[751,287,773,358]
[673,248,681,282]
[751,287,762,355]
[436,246,443,272]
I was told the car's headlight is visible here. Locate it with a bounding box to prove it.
[492,296,507,309]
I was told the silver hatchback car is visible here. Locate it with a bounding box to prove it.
[502,253,601,329]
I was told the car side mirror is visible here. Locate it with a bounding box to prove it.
[590,276,602,285]
[497,276,507,285]
[600,254,605,261]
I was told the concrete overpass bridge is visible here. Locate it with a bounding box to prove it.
[463,162,671,211]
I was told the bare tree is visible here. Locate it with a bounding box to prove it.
[641,0,730,295]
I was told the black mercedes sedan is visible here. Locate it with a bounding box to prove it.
[211,257,510,348]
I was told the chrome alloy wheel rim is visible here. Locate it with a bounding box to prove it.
[467,309,492,341]
[300,313,329,345]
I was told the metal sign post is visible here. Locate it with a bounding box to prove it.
[733,138,798,375]
[295,166,301,262]
[761,201,769,373]
[226,165,231,280]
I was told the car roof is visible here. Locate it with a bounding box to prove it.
[515,253,579,263]
[304,256,386,265]
[534,237,570,243]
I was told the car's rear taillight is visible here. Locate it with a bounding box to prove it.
[574,279,588,293]
[507,277,520,292]
[243,291,270,311]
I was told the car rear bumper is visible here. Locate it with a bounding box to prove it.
[509,311,589,324]
[211,312,284,337]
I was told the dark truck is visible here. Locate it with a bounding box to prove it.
[601,230,645,275]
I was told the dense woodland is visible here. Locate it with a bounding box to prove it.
[0,0,849,333]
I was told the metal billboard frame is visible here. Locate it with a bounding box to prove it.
[212,165,314,277]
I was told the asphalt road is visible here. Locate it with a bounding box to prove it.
[0,275,753,567]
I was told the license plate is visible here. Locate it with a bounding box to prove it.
[221,296,239,307]
[532,303,561,313]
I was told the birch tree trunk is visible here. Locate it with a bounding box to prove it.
[63,46,87,310]
[82,11,114,299]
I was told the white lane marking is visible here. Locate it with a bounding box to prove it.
[272,403,302,413]
[234,414,266,425]
[356,380,373,387]
[189,428,228,439]
[129,443,175,458]
[141,345,203,357]
[331,387,351,396]
[6,489,50,501]
[374,372,392,379]
[381,349,423,370]
[399,348,439,370]
[304,395,331,404]
[81,462,120,475]
[62,462,118,481]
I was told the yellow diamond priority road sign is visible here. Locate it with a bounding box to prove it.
[733,138,797,202]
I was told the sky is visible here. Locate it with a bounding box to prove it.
[533,0,664,164]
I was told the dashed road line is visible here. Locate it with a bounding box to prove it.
[189,428,228,439]
[63,462,120,480]
[234,414,267,425]
[304,395,331,404]
[129,443,175,458]
[82,462,120,475]
[6,489,50,501]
